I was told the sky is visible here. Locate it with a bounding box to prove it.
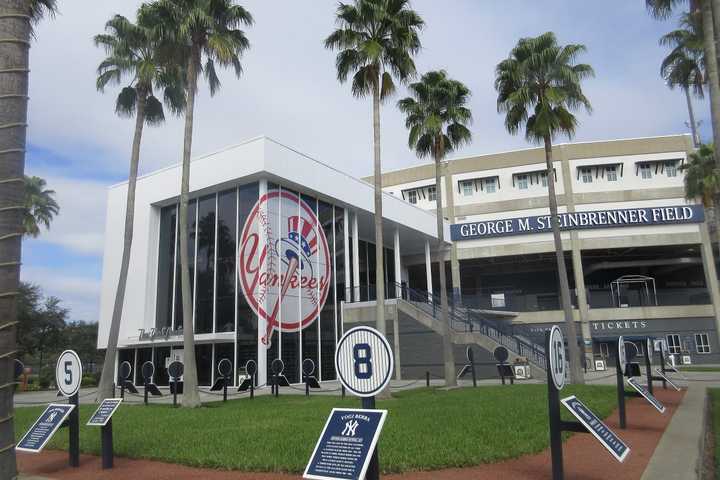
[21,1,708,323]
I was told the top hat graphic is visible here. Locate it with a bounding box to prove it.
[277,215,317,275]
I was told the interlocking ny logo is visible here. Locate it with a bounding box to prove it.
[341,419,359,436]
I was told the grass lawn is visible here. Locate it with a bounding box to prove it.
[679,366,720,373]
[15,385,616,474]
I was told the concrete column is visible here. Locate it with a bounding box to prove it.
[394,229,401,298]
[352,212,360,302]
[699,223,720,345]
[425,239,433,300]
[344,209,351,302]
[256,179,268,387]
[442,163,462,302]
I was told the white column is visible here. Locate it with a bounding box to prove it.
[256,179,268,387]
[344,209,351,305]
[352,212,360,302]
[394,229,401,298]
[425,239,433,301]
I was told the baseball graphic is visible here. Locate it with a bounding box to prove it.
[238,190,331,348]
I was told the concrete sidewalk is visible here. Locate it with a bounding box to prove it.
[641,380,717,480]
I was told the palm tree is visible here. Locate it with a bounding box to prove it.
[681,143,720,207]
[23,175,58,237]
[495,32,593,384]
[140,0,252,407]
[398,70,472,387]
[325,0,423,338]
[0,0,56,477]
[93,13,185,401]
[660,12,705,145]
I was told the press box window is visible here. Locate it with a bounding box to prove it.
[581,168,593,184]
[408,190,417,204]
[666,334,681,355]
[428,186,437,202]
[606,165,618,182]
[695,333,711,354]
[640,164,652,179]
[517,175,529,190]
[666,162,678,178]
[485,178,497,193]
[461,180,473,197]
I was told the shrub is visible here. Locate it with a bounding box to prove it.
[81,374,97,387]
[38,368,54,390]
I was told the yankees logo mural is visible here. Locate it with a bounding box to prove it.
[238,190,331,347]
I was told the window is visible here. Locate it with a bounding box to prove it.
[461,180,473,197]
[667,334,681,355]
[640,163,652,179]
[408,190,417,204]
[540,172,548,187]
[695,333,711,354]
[517,174,528,190]
[428,186,437,202]
[666,162,677,178]
[581,168,593,184]
[485,178,497,193]
[606,165,618,182]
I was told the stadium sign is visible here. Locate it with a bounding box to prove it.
[451,204,704,241]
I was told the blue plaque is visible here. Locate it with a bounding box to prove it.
[654,368,681,391]
[304,408,388,480]
[627,378,666,413]
[561,395,630,463]
[87,398,123,427]
[17,403,75,453]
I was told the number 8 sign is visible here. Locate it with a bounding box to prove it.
[335,326,394,397]
[56,350,82,397]
[548,326,566,390]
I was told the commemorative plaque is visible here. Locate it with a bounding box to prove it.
[88,398,123,427]
[654,368,680,391]
[561,395,630,463]
[17,404,75,453]
[627,378,666,413]
[304,408,388,480]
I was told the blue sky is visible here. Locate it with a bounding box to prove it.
[22,1,708,323]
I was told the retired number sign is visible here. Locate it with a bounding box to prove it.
[548,326,565,390]
[617,336,627,374]
[335,326,393,398]
[56,350,82,397]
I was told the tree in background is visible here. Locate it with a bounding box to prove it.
[16,282,66,375]
[660,12,705,146]
[682,143,720,208]
[94,12,186,402]
[140,0,253,407]
[0,0,56,476]
[23,175,58,237]
[398,70,472,387]
[325,0,424,339]
[495,32,593,384]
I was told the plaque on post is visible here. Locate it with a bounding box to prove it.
[88,398,123,469]
[238,359,257,399]
[17,404,76,453]
[118,361,134,399]
[168,360,184,407]
[271,358,290,396]
[302,358,321,396]
[626,377,666,413]
[494,346,514,385]
[653,369,680,391]
[304,408,388,480]
[561,395,630,463]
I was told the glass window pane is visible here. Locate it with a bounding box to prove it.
[195,194,216,334]
[236,182,260,377]
[156,206,176,329]
[135,348,152,385]
[318,199,335,380]
[174,200,197,330]
[335,206,345,342]
[153,347,171,386]
[214,343,235,383]
[195,344,212,386]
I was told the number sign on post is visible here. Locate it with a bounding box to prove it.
[549,326,565,390]
[55,350,81,467]
[335,326,394,398]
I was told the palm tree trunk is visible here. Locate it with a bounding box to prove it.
[372,80,385,336]
[97,93,146,401]
[684,87,700,147]
[0,1,30,476]
[180,49,201,408]
[701,0,720,251]
[544,136,584,385]
[434,144,456,387]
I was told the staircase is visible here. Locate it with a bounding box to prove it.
[393,283,547,376]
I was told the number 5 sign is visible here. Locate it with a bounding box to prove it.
[56,350,82,397]
[335,326,394,397]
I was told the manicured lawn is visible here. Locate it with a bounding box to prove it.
[14,385,616,474]
[679,366,720,373]
[711,389,720,479]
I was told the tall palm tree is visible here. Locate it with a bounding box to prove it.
[681,143,720,207]
[140,0,252,408]
[325,0,423,338]
[0,0,56,476]
[660,12,705,145]
[398,70,472,387]
[23,175,58,237]
[495,32,593,384]
[94,13,185,401]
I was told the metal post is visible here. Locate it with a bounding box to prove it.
[644,343,653,395]
[274,374,279,397]
[223,377,228,403]
[305,377,310,397]
[471,360,477,388]
[362,396,379,480]
[659,349,667,389]
[615,352,626,429]
[173,380,178,408]
[101,419,113,469]
[120,382,125,400]
[546,331,563,480]
[69,393,80,467]
[250,380,254,399]
[341,384,345,399]
[426,371,430,388]
[144,380,149,406]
